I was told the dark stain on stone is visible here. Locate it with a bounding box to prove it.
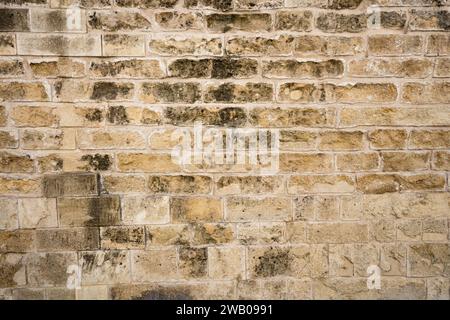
[134,287,193,300]
[254,247,292,277]
[81,154,112,171]
[0,35,14,49]
[327,0,363,9]
[103,227,144,245]
[144,83,200,103]
[211,58,258,78]
[210,83,235,102]
[85,108,104,122]
[217,107,247,126]
[0,60,23,76]
[179,247,207,278]
[168,59,211,78]
[380,11,406,30]
[86,196,121,226]
[106,105,129,124]
[0,9,29,31]
[436,11,450,30]
[164,106,213,125]
[90,82,133,100]
[54,81,63,97]
[0,254,24,288]
[116,0,178,8]
[185,0,233,11]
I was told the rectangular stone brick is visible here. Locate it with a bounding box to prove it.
[0,9,29,32]
[50,0,113,8]
[155,12,203,31]
[117,153,180,173]
[36,228,99,251]
[402,82,450,104]
[89,59,165,78]
[319,131,364,151]
[216,176,284,195]
[178,246,207,278]
[103,34,145,57]
[17,34,101,56]
[54,79,134,102]
[0,130,18,149]
[80,250,131,285]
[0,82,49,101]
[131,249,178,282]
[122,196,169,224]
[336,153,379,171]
[43,173,98,197]
[139,82,201,103]
[294,36,364,56]
[262,59,344,79]
[150,36,222,56]
[0,152,34,173]
[0,253,26,288]
[307,223,368,243]
[168,58,258,79]
[208,247,245,279]
[433,151,450,170]
[226,196,291,222]
[58,196,121,227]
[116,0,178,8]
[10,105,55,127]
[31,9,86,32]
[100,226,145,249]
[288,175,355,194]
[0,177,41,195]
[382,151,430,171]
[0,199,18,230]
[316,13,366,33]
[226,35,294,56]
[0,58,24,77]
[295,196,339,221]
[249,107,335,128]
[88,10,151,32]
[0,34,16,55]
[275,10,312,31]
[18,198,57,228]
[356,173,445,194]
[426,34,450,56]
[26,252,77,286]
[409,10,450,31]
[206,14,272,32]
[77,129,146,149]
[280,130,317,151]
[204,82,273,103]
[434,58,450,77]
[248,245,310,278]
[340,107,450,127]
[409,130,450,149]
[0,230,36,253]
[342,193,449,219]
[408,244,449,277]
[368,35,423,56]
[171,197,222,223]
[238,222,285,245]
[280,153,333,173]
[348,58,433,78]
[103,174,146,194]
[21,128,76,150]
[148,175,212,194]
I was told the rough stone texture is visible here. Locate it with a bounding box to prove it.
[0,0,448,301]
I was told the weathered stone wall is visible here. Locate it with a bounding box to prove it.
[0,0,449,300]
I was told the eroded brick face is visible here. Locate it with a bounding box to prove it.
[0,0,449,301]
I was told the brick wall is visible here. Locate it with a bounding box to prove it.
[0,0,449,300]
